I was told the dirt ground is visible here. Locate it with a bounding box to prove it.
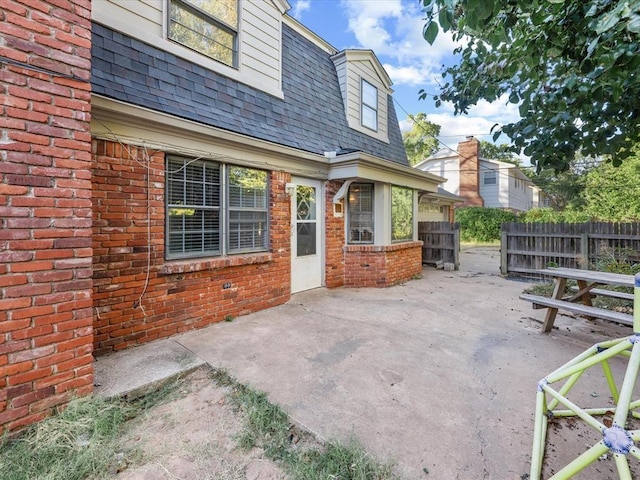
[114,367,288,480]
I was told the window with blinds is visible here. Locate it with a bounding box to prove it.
[347,183,374,244]
[166,157,268,259]
[227,167,267,253]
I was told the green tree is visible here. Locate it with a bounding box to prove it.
[479,140,521,165]
[455,207,517,242]
[422,0,640,172]
[529,168,586,210]
[580,150,640,221]
[402,113,441,166]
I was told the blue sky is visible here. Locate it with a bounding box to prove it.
[288,0,521,152]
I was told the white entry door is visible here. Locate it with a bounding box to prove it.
[291,177,323,293]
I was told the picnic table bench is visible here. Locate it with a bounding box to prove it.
[519,267,634,333]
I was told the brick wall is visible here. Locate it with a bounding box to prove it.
[324,181,345,288]
[343,242,423,288]
[92,139,291,355]
[0,0,93,434]
[458,137,484,207]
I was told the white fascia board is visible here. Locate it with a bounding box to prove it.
[271,0,291,14]
[328,153,444,192]
[91,95,329,178]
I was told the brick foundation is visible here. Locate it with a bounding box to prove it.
[91,139,291,355]
[0,0,93,434]
[343,241,423,287]
[324,181,345,288]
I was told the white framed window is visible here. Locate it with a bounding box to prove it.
[168,0,238,67]
[347,183,374,244]
[484,170,497,185]
[391,186,413,242]
[361,79,378,131]
[166,157,268,259]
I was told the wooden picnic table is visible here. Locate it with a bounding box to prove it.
[519,267,634,333]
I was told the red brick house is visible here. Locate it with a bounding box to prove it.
[0,0,444,432]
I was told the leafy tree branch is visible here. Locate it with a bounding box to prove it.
[421,0,640,172]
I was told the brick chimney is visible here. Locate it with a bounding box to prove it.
[458,137,484,207]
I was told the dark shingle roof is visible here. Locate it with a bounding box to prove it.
[91,22,408,165]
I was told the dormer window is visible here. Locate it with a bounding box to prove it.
[361,79,378,131]
[168,0,238,68]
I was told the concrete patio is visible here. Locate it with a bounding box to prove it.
[95,247,636,478]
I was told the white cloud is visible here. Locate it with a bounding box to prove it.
[398,118,412,133]
[473,95,521,124]
[291,0,311,20]
[382,64,431,87]
[426,113,499,149]
[340,0,462,88]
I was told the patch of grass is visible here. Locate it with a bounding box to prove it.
[210,368,401,480]
[0,397,135,480]
[290,440,398,480]
[523,281,556,297]
[0,375,185,480]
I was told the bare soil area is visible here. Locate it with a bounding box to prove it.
[114,368,288,480]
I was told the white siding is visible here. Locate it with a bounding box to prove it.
[417,158,459,195]
[241,1,281,83]
[93,0,164,36]
[479,163,501,207]
[346,60,389,143]
[507,173,532,211]
[92,0,284,98]
[479,160,533,212]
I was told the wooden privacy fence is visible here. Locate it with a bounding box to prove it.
[418,221,460,269]
[500,222,640,276]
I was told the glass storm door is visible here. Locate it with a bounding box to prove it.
[291,177,323,293]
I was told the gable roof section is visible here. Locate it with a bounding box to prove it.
[413,148,456,169]
[91,22,408,165]
[330,49,393,91]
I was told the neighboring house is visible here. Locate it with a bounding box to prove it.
[417,188,463,223]
[415,137,548,212]
[0,0,444,433]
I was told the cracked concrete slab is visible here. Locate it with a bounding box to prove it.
[175,247,636,478]
[99,246,638,478]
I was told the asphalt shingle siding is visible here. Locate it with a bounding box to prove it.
[91,22,409,165]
